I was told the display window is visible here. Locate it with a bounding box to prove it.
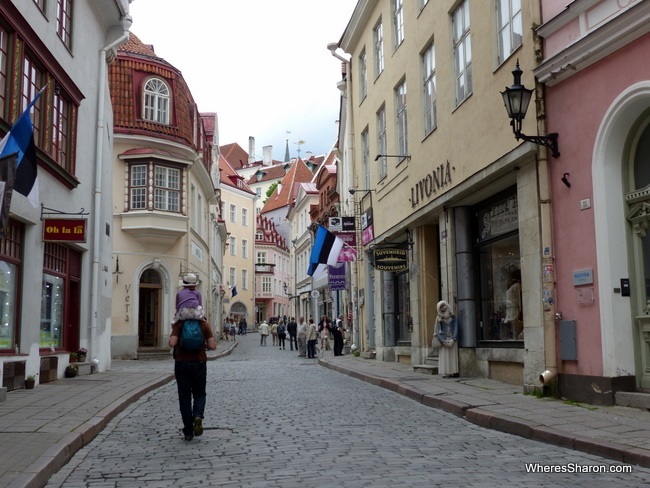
[476,191,523,342]
[0,221,22,351]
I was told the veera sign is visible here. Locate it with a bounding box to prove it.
[43,219,87,242]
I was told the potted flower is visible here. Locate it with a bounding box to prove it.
[69,352,78,362]
[65,363,78,378]
[24,375,36,389]
[77,348,87,362]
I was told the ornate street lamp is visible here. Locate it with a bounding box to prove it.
[501,61,560,158]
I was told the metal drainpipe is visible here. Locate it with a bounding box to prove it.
[91,21,131,367]
[531,2,557,386]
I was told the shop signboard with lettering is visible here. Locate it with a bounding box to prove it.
[43,219,87,242]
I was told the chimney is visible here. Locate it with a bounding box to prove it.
[248,136,255,165]
[263,145,273,166]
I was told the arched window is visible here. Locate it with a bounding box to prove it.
[143,78,170,124]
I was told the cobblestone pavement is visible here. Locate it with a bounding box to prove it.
[46,334,650,488]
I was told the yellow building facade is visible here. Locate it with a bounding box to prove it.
[337,0,554,390]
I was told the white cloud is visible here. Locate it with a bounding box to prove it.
[128,0,355,160]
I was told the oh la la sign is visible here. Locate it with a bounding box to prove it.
[410,161,453,208]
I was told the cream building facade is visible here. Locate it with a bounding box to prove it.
[109,36,226,359]
[220,157,256,326]
[335,0,553,391]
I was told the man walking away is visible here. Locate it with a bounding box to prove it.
[259,320,269,346]
[277,321,287,349]
[287,316,298,351]
[306,318,318,359]
[169,318,217,441]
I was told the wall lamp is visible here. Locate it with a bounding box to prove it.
[501,60,560,158]
[348,188,375,195]
[374,154,411,161]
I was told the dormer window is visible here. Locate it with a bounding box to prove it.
[143,77,170,124]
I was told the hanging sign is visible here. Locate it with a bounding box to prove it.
[43,219,87,242]
[373,248,408,271]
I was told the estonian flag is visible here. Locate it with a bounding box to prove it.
[307,224,345,279]
[232,285,238,297]
[0,91,42,208]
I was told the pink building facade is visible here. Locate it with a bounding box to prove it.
[537,0,650,403]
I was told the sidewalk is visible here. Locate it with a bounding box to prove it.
[0,340,238,488]
[319,354,650,469]
[2,338,649,488]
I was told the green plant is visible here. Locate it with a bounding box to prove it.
[26,375,36,381]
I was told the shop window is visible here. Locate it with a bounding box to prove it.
[476,192,522,342]
[0,221,22,351]
[40,243,80,349]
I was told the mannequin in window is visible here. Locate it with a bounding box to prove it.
[503,269,523,339]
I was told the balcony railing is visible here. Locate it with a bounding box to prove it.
[254,263,275,274]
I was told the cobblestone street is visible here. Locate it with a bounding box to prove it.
[46,334,650,487]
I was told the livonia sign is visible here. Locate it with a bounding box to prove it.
[410,161,453,208]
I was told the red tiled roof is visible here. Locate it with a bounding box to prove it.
[261,158,316,213]
[109,32,200,148]
[219,143,249,169]
[247,164,287,185]
[219,155,255,194]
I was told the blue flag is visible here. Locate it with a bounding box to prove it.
[232,285,238,297]
[0,91,42,208]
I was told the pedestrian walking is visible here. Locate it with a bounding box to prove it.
[306,318,318,358]
[332,315,344,356]
[270,320,278,346]
[297,316,307,357]
[320,321,330,352]
[168,318,217,441]
[259,320,269,346]
[277,321,287,349]
[287,316,298,351]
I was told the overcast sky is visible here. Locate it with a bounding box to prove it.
[128,0,356,161]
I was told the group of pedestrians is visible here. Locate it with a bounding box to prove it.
[258,314,348,359]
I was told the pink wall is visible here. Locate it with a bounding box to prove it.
[545,33,650,376]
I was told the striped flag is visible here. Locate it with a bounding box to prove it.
[0,91,42,208]
[307,224,345,279]
[0,153,17,233]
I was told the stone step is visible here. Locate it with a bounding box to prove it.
[413,364,438,375]
[615,391,650,410]
[137,348,173,361]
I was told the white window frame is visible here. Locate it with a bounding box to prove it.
[423,43,437,136]
[229,204,237,224]
[242,269,248,290]
[143,78,170,124]
[229,236,236,256]
[453,0,472,105]
[229,267,236,288]
[130,164,147,210]
[395,80,408,157]
[154,166,180,212]
[361,129,370,190]
[262,276,271,293]
[359,48,367,101]
[257,251,267,264]
[242,239,248,258]
[393,0,404,49]
[377,106,387,180]
[373,20,384,78]
[497,0,522,64]
[242,207,248,226]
